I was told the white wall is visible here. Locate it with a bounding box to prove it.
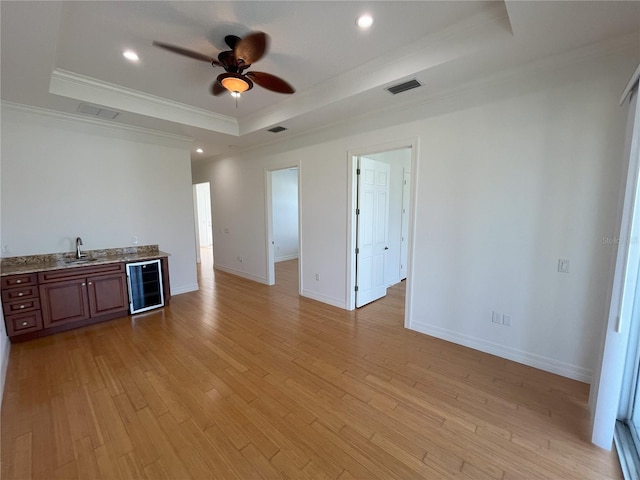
[192,43,637,381]
[365,149,411,287]
[1,104,198,296]
[193,143,349,306]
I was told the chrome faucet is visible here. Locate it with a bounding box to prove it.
[75,237,86,259]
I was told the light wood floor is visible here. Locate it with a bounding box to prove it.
[1,257,623,479]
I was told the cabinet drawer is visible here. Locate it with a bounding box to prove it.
[5,311,43,336]
[4,298,40,315]
[1,285,38,302]
[38,263,125,283]
[1,273,37,289]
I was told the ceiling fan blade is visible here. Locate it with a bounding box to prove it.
[234,32,268,65]
[211,80,226,96]
[153,41,222,66]
[246,71,295,94]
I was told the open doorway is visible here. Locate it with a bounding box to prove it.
[193,182,213,269]
[266,167,300,293]
[347,141,416,323]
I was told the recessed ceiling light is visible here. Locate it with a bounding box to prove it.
[196,148,204,154]
[356,14,373,29]
[122,50,139,62]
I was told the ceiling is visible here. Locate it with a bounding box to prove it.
[2,1,639,160]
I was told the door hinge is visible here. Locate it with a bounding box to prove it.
[356,168,361,175]
[355,247,359,254]
[355,286,359,292]
[356,208,360,215]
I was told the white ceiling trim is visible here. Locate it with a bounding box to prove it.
[46,4,513,140]
[238,3,513,135]
[2,100,193,148]
[49,68,239,136]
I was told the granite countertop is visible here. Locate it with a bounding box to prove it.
[0,245,169,276]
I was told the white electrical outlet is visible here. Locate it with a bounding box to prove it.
[492,311,502,324]
[315,273,320,281]
[1,244,8,254]
[502,314,511,326]
[132,236,138,245]
[237,256,243,262]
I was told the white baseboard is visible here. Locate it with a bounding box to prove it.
[301,289,347,309]
[170,283,199,295]
[213,265,268,285]
[275,254,299,263]
[409,320,592,383]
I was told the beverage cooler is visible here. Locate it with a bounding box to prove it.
[125,259,164,314]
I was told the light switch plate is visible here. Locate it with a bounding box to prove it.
[558,259,570,273]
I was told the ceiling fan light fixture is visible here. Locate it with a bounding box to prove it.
[219,73,253,94]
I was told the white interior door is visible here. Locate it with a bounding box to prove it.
[400,170,411,280]
[356,157,390,307]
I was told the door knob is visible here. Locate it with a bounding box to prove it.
[384,246,389,250]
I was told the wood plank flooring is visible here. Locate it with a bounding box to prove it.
[1,256,623,479]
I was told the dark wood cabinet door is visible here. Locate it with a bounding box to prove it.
[87,274,128,317]
[39,279,90,327]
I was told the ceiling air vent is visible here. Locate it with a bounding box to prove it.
[77,103,120,119]
[386,79,422,95]
[268,126,287,133]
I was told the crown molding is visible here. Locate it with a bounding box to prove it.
[1,100,193,147]
[49,68,239,136]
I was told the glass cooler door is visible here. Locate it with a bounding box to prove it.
[126,259,164,314]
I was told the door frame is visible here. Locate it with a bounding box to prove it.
[346,138,419,323]
[265,165,301,292]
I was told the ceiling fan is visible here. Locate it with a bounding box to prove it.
[153,32,295,99]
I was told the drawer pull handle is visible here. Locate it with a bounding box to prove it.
[82,283,86,286]
[19,305,25,309]
[88,282,92,285]
[16,280,22,284]
[21,321,28,327]
[18,293,23,297]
